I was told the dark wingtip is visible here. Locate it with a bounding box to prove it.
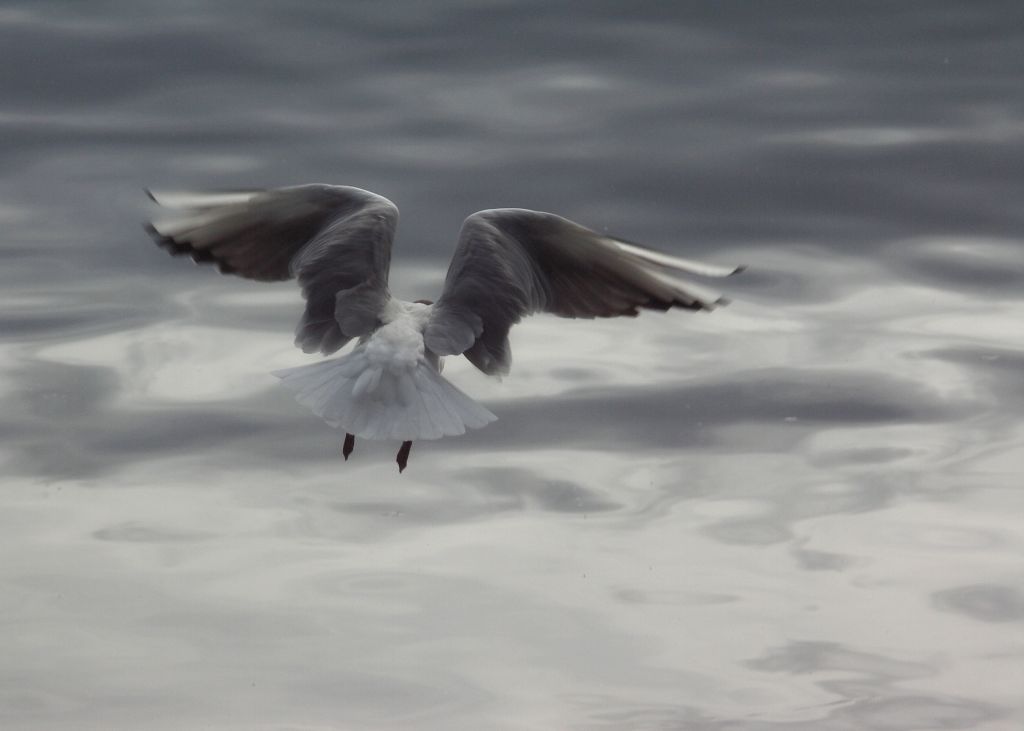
[144,188,158,204]
[730,264,747,276]
[144,221,173,250]
[144,222,178,251]
[144,222,211,267]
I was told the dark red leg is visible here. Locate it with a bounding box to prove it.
[396,441,412,473]
[342,433,355,461]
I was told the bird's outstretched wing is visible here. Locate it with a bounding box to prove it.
[424,208,742,375]
[146,184,398,355]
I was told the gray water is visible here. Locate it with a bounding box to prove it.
[2,2,1023,729]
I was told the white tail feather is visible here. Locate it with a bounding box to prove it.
[273,352,496,441]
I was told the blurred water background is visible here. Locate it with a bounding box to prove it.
[1,2,1023,729]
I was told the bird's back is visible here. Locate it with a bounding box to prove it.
[273,300,495,441]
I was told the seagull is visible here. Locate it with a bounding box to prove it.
[145,184,742,471]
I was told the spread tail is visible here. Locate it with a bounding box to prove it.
[272,352,496,441]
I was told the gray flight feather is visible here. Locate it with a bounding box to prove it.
[146,184,398,355]
[424,209,741,376]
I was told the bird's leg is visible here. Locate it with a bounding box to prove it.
[342,433,355,461]
[396,441,413,473]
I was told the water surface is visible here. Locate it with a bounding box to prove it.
[2,2,1022,729]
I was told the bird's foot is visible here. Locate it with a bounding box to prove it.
[342,433,355,461]
[396,441,412,473]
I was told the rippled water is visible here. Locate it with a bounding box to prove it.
[2,2,1023,729]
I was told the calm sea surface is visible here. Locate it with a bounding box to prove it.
[2,2,1023,729]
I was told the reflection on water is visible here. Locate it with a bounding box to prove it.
[2,2,1023,728]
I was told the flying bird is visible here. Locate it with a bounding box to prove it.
[145,185,742,471]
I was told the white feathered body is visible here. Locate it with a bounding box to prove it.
[273,299,496,440]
